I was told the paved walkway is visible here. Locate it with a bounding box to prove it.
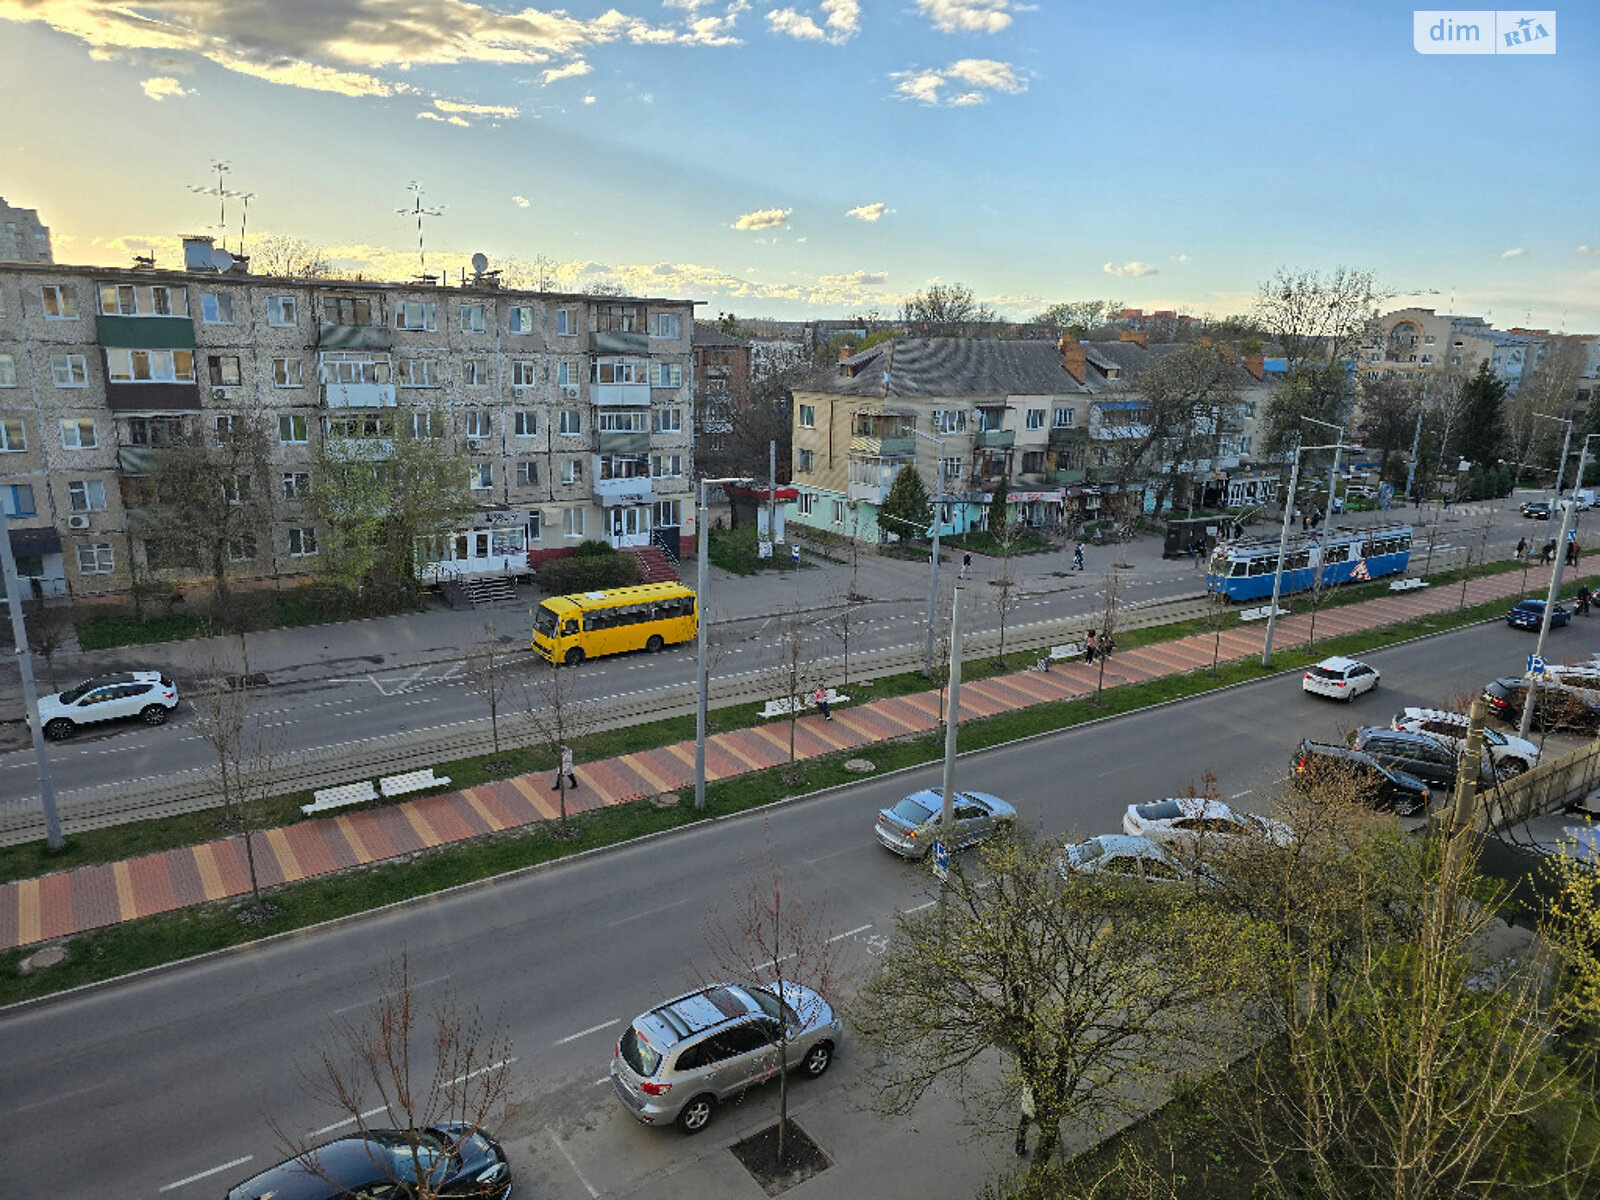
[0,574,1541,953]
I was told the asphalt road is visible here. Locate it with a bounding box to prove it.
[1,616,1580,1200]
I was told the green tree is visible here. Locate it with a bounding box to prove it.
[988,475,1011,539]
[900,282,998,326]
[1260,361,1354,456]
[1032,299,1122,338]
[1135,344,1243,517]
[1456,359,1508,468]
[880,463,932,542]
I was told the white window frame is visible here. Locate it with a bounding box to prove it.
[399,358,440,387]
[651,312,682,339]
[41,284,79,319]
[509,305,535,334]
[651,453,684,478]
[412,411,445,439]
[1026,408,1046,431]
[77,544,114,575]
[201,293,235,324]
[266,295,297,326]
[59,417,97,449]
[272,357,304,388]
[514,412,539,437]
[561,459,583,485]
[560,409,583,436]
[0,417,27,452]
[798,492,814,516]
[563,507,585,538]
[278,414,309,444]
[460,303,486,333]
[229,535,257,563]
[798,448,814,472]
[554,308,574,336]
[393,300,437,331]
[106,348,193,384]
[653,408,683,434]
[512,360,538,388]
[51,354,89,387]
[832,499,845,525]
[207,355,242,387]
[1053,407,1074,428]
[0,354,15,388]
[656,361,683,388]
[288,527,319,558]
[68,479,107,512]
[282,472,310,501]
[463,358,490,386]
[654,499,682,527]
[463,410,493,438]
[470,462,494,491]
[798,405,815,429]
[516,460,539,487]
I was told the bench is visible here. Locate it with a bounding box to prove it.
[1033,642,1086,671]
[1388,578,1429,592]
[759,689,852,719]
[302,780,378,816]
[1240,604,1289,622]
[379,767,452,799]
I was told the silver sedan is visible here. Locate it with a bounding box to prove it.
[874,789,1018,860]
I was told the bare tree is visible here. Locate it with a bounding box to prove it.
[23,599,73,690]
[766,609,826,767]
[991,521,1027,667]
[520,658,601,836]
[464,621,517,771]
[282,955,514,1200]
[1094,569,1122,698]
[1253,266,1385,371]
[249,234,331,279]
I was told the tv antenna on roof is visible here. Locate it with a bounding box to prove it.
[398,182,445,279]
[187,159,237,248]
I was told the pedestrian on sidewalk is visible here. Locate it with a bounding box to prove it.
[812,683,832,720]
[1567,539,1580,568]
[960,551,972,580]
[1516,536,1527,560]
[1084,630,1098,664]
[552,743,577,791]
[1072,542,1085,572]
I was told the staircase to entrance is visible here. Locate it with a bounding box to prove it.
[626,545,682,585]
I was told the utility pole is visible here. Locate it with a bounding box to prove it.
[0,505,63,849]
[937,584,965,921]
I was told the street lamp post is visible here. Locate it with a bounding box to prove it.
[694,475,751,810]
[1261,441,1362,667]
[1535,412,1574,504]
[907,426,949,677]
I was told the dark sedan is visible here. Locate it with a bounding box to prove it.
[1522,500,1553,520]
[1483,677,1600,733]
[225,1125,511,1200]
[1506,599,1570,630]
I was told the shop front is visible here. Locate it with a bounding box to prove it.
[418,507,532,581]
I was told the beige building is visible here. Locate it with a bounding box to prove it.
[0,241,695,599]
[1362,307,1548,396]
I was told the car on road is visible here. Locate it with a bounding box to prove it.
[1302,655,1380,702]
[1059,834,1201,884]
[1390,707,1540,779]
[36,670,179,741]
[1522,500,1554,520]
[873,789,1017,860]
[1483,677,1600,733]
[611,981,840,1134]
[225,1124,512,1200]
[1346,484,1379,500]
[1348,727,1497,791]
[1507,599,1570,630]
[1123,798,1291,849]
[1292,740,1432,816]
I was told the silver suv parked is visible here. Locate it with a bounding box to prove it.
[610,981,840,1134]
[1389,707,1540,779]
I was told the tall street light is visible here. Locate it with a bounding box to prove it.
[694,475,751,810]
[1535,412,1574,503]
[1261,440,1363,667]
[907,425,949,676]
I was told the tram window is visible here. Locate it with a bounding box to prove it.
[1231,561,1247,577]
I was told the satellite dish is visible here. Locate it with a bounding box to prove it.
[211,248,235,273]
[471,252,489,274]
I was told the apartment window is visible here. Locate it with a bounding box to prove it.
[51,355,89,387]
[282,472,310,500]
[412,411,444,439]
[323,295,373,326]
[651,312,681,339]
[798,405,815,429]
[77,544,114,575]
[278,414,309,444]
[554,309,574,336]
[512,360,538,387]
[221,474,252,505]
[319,351,391,385]
[797,448,814,472]
[653,408,683,434]
[3,483,36,518]
[1022,450,1046,474]
[394,300,436,331]
[931,409,967,433]
[832,500,845,525]
[97,283,181,316]
[214,414,237,442]
[68,480,107,512]
[267,295,297,326]
[563,508,585,537]
[593,358,648,384]
[60,417,96,449]
[656,362,683,388]
[1420,354,1433,365]
[470,463,493,491]
[463,411,492,438]
[41,284,78,319]
[1450,355,1462,365]
[654,500,681,527]
[201,293,235,324]
[272,357,303,387]
[557,361,581,388]
[561,459,583,484]
[940,456,963,482]
[651,453,684,478]
[208,355,242,386]
[560,410,583,436]
[1369,352,1381,363]
[0,355,14,387]
[509,305,535,333]
[798,492,814,516]
[460,304,486,333]
[595,304,638,333]
[516,461,539,487]
[288,527,319,557]
[1052,407,1074,428]
[599,411,649,433]
[514,412,538,437]
[106,348,193,383]
[128,416,185,446]
[399,358,439,387]
[229,535,257,562]
[462,358,490,386]
[1022,408,1044,431]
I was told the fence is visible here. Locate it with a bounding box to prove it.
[1478,738,1600,831]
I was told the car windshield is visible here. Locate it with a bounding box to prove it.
[889,797,935,825]
[371,1130,450,1184]
[533,605,559,637]
[749,986,802,1029]
[1307,666,1346,681]
[620,1025,662,1076]
[58,679,105,703]
[1136,800,1184,821]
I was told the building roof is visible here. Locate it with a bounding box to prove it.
[692,324,748,348]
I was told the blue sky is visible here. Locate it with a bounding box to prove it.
[1,1,1594,329]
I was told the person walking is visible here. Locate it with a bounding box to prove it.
[1072,542,1085,572]
[1516,536,1527,561]
[1567,539,1579,568]
[812,683,832,720]
[1084,630,1098,664]
[552,743,577,791]
[960,551,972,580]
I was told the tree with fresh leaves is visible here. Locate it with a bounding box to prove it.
[988,476,1011,540]
[879,462,932,542]
[1135,344,1244,518]
[1260,360,1355,457]
[1355,372,1423,470]
[900,281,997,326]
[1032,299,1122,339]
[1456,359,1508,469]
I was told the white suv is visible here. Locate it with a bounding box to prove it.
[37,671,179,740]
[1389,707,1539,779]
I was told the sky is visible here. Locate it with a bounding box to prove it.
[0,1,1595,330]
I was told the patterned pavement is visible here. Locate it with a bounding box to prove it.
[0,574,1539,953]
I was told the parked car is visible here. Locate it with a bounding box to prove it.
[1292,740,1432,816]
[1346,484,1379,500]
[1390,707,1540,778]
[610,981,840,1133]
[1506,599,1570,630]
[1522,500,1554,520]
[225,1125,512,1200]
[1302,655,1380,702]
[873,789,1017,860]
[1483,677,1600,733]
[36,670,179,741]
[1059,834,1201,884]
[1348,727,1496,791]
[1123,798,1291,849]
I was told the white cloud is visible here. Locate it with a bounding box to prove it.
[1501,247,1528,259]
[1579,245,1596,255]
[733,207,791,230]
[1173,253,1191,264]
[915,0,1013,35]
[583,94,597,104]
[892,58,1024,105]
[1104,261,1157,277]
[845,202,888,222]
[818,270,887,287]
[542,59,593,84]
[434,98,518,118]
[140,75,192,100]
[512,196,530,208]
[767,0,860,44]
[418,111,470,126]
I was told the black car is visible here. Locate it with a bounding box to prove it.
[1483,677,1600,733]
[1348,727,1494,791]
[1522,500,1553,520]
[225,1125,511,1200]
[1292,740,1432,816]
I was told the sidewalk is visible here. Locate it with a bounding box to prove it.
[0,572,1533,954]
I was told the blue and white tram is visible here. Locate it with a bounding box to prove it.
[1206,523,1413,602]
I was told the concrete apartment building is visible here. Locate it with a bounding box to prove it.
[0,240,695,600]
[1363,307,1551,396]
[0,198,53,265]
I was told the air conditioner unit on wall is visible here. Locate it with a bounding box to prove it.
[563,385,580,399]
[67,514,90,529]
[213,388,228,401]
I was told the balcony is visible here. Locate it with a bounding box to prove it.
[598,429,651,454]
[1052,468,1087,485]
[324,437,394,461]
[117,446,162,476]
[317,323,393,351]
[1047,426,1086,448]
[592,382,651,407]
[848,431,914,456]
[96,314,195,350]
[590,330,648,355]
[593,473,655,504]
[323,382,397,408]
[106,382,200,413]
[974,429,1015,450]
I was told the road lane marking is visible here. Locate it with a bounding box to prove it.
[448,1056,516,1085]
[548,1127,600,1199]
[607,897,692,927]
[830,923,872,942]
[308,1104,391,1138]
[330,973,450,1015]
[905,900,937,912]
[557,1020,619,1045]
[158,1155,252,1192]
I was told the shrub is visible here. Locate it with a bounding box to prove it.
[538,552,639,594]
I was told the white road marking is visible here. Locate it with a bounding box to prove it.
[830,923,872,942]
[548,1127,600,1199]
[557,1020,619,1045]
[905,900,937,913]
[158,1155,253,1192]
[448,1056,516,1086]
[606,897,692,927]
[330,974,449,1015]
[1229,789,1254,800]
[307,1104,391,1138]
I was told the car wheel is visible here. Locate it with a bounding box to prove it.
[800,1040,834,1078]
[44,718,76,741]
[140,704,170,726]
[676,1094,716,1134]
[646,634,664,653]
[1495,758,1530,782]
[564,647,585,666]
[1395,792,1427,817]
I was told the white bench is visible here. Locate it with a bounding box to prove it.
[1240,604,1289,622]
[1049,642,1085,662]
[379,768,452,799]
[1388,578,1429,592]
[759,689,852,719]
[302,780,379,816]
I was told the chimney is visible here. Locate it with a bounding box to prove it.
[1197,334,1212,349]
[182,235,216,271]
[1244,354,1265,380]
[838,346,851,363]
[1120,330,1147,348]
[1218,341,1236,360]
[1058,334,1086,384]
